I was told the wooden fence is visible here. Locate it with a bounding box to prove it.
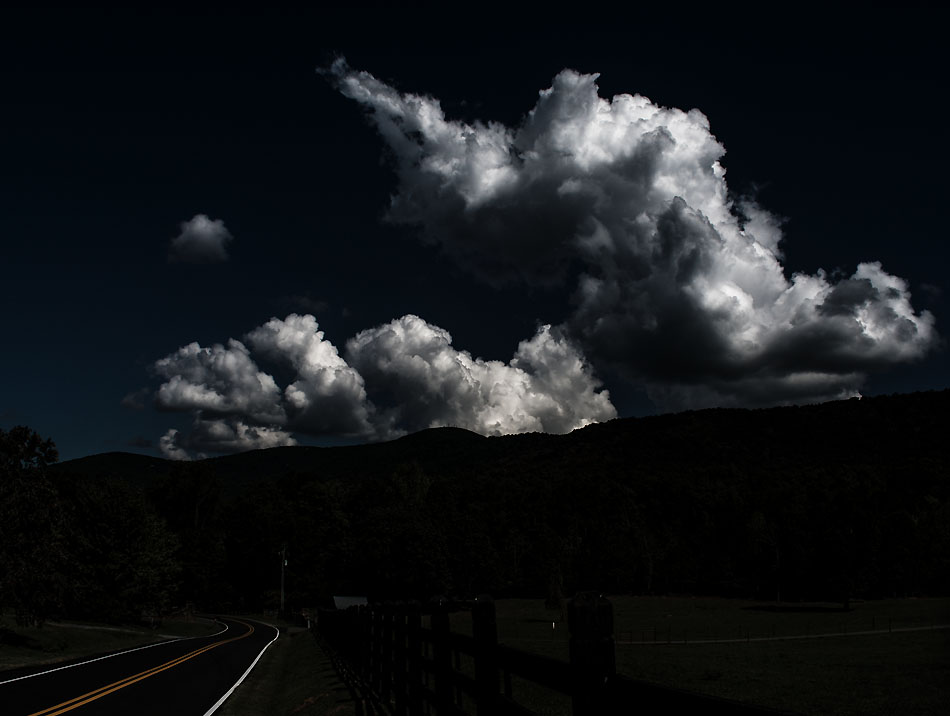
[317,592,794,716]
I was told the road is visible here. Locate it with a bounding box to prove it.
[0,617,279,716]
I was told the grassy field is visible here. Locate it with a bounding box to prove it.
[217,598,949,716]
[0,614,220,672]
[449,596,950,716]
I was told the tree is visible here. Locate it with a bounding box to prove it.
[63,478,181,623]
[145,462,228,609]
[0,426,68,626]
[0,425,57,473]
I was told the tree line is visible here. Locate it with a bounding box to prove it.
[0,427,178,626]
[2,390,948,625]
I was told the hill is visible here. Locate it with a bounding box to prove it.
[49,390,950,607]
[54,391,950,485]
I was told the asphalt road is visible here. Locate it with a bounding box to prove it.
[0,617,279,716]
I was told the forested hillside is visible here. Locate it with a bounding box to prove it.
[3,391,947,624]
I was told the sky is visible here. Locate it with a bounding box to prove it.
[2,4,947,461]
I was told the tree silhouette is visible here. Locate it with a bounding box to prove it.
[0,426,68,626]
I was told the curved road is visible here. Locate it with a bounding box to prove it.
[0,617,279,716]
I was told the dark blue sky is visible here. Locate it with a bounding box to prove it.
[2,4,946,460]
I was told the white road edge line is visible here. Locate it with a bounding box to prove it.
[0,619,229,686]
[202,622,281,716]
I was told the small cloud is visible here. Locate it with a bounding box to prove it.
[159,428,192,460]
[168,214,233,263]
[121,388,150,410]
[919,282,943,300]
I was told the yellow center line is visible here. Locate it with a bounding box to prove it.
[28,620,255,716]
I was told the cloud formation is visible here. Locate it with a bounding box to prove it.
[150,64,937,457]
[160,418,297,460]
[331,61,937,408]
[153,314,612,458]
[168,214,233,263]
[246,314,373,436]
[346,315,615,436]
[154,339,286,425]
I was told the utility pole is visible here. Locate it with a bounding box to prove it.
[279,544,287,616]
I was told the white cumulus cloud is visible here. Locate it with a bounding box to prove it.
[168,214,233,263]
[345,314,615,437]
[152,313,617,455]
[245,314,374,436]
[331,61,936,408]
[154,339,286,425]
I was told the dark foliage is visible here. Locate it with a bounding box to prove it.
[1,426,179,625]
[0,427,69,625]
[42,390,950,614]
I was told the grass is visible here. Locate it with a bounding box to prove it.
[615,630,949,716]
[611,596,950,642]
[0,614,220,672]
[449,596,950,716]
[215,619,357,716]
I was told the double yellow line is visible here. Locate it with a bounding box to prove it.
[29,620,254,716]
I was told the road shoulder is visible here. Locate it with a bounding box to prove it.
[215,626,357,716]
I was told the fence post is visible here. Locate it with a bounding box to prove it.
[344,606,356,666]
[406,601,423,716]
[568,592,616,716]
[358,605,371,681]
[373,606,384,695]
[382,602,395,705]
[393,602,408,716]
[430,597,453,715]
[472,594,499,716]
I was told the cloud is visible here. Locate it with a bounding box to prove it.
[159,429,191,460]
[154,339,286,425]
[152,313,616,454]
[919,282,943,301]
[345,314,615,436]
[168,214,233,263]
[120,388,150,410]
[149,65,937,454]
[159,418,297,460]
[152,315,374,455]
[245,314,373,436]
[331,61,937,408]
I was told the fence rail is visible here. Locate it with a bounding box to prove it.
[317,592,793,716]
